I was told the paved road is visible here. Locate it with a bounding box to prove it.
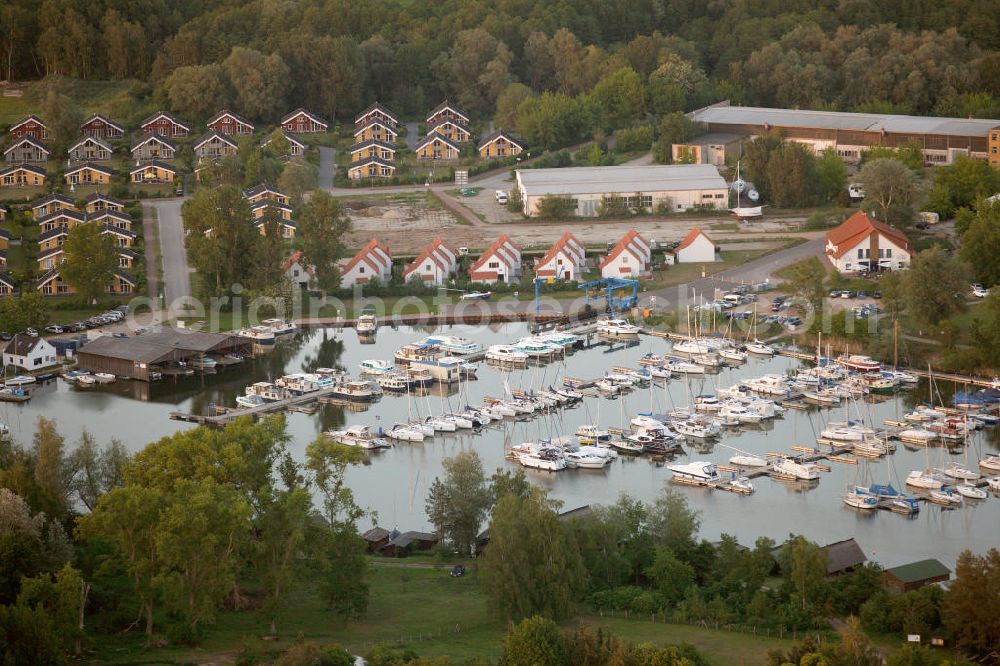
[317,145,336,189]
[140,203,160,300]
[641,237,825,311]
[147,199,191,304]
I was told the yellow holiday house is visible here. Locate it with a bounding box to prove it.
[350,140,396,163]
[130,160,176,184]
[427,119,470,143]
[64,162,112,186]
[478,129,524,159]
[415,133,461,161]
[348,158,396,180]
[1,164,46,188]
[353,120,398,144]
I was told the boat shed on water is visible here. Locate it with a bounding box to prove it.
[76,330,252,381]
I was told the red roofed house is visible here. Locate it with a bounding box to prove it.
[600,229,652,278]
[339,239,393,288]
[80,114,125,139]
[534,232,586,282]
[469,235,521,284]
[283,250,315,288]
[207,110,254,136]
[281,109,328,134]
[674,228,717,263]
[10,115,48,141]
[140,111,190,138]
[404,239,457,286]
[825,210,912,272]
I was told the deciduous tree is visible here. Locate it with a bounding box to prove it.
[223,47,291,121]
[501,616,566,666]
[958,199,1000,286]
[424,451,491,556]
[942,547,1000,659]
[295,190,351,292]
[61,223,118,304]
[858,158,919,227]
[899,246,970,325]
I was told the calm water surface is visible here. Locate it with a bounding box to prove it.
[5,324,998,568]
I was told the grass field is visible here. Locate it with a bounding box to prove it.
[87,564,799,665]
[0,80,134,126]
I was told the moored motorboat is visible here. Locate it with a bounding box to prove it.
[955,482,988,500]
[980,455,1000,474]
[668,461,721,484]
[906,469,945,490]
[326,425,389,449]
[771,457,821,480]
[596,319,641,339]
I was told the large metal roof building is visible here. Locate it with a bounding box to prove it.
[514,164,728,217]
[689,102,1000,166]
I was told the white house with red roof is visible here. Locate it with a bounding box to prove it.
[674,228,717,263]
[339,239,393,288]
[600,229,651,278]
[403,239,457,286]
[825,210,912,272]
[534,232,586,282]
[283,250,315,287]
[469,235,521,284]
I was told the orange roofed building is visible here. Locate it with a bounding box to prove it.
[600,229,651,278]
[403,239,457,286]
[469,235,521,284]
[674,228,717,263]
[825,211,912,272]
[534,232,586,282]
[339,239,393,289]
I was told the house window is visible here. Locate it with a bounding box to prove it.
[885,248,892,258]
[488,261,499,269]
[359,266,365,274]
[33,357,42,366]
[857,249,864,259]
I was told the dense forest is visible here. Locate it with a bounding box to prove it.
[3,0,999,133]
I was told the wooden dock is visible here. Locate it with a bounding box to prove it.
[170,384,362,426]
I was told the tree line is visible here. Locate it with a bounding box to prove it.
[425,449,1000,664]
[0,415,372,661]
[4,1,999,139]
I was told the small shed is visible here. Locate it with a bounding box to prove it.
[882,559,951,593]
[380,531,439,558]
[674,228,718,263]
[362,527,391,553]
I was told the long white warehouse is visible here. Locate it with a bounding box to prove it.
[514,164,729,217]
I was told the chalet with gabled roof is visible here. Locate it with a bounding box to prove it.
[244,184,289,206]
[31,193,77,218]
[478,129,523,159]
[404,239,457,286]
[283,250,315,287]
[339,239,393,288]
[825,210,912,272]
[252,207,296,238]
[141,111,189,138]
[1,333,57,369]
[4,136,49,163]
[0,273,14,296]
[89,209,132,231]
[348,157,395,180]
[0,164,46,187]
[68,135,113,162]
[281,108,328,134]
[85,193,125,214]
[415,132,461,161]
[100,224,136,248]
[469,235,521,284]
[80,114,124,139]
[534,232,586,281]
[194,131,238,160]
[37,208,86,233]
[354,119,398,144]
[117,247,138,270]
[10,115,48,141]
[427,119,471,143]
[130,160,176,184]
[64,162,112,186]
[350,140,395,163]
[207,110,254,136]
[355,102,398,129]
[600,229,651,278]
[262,129,304,157]
[131,133,176,161]
[427,101,469,128]
[250,199,293,222]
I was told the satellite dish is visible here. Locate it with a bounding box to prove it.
[747,189,759,202]
[731,178,746,193]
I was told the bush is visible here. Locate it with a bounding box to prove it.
[614,125,653,153]
[536,196,577,219]
[802,211,847,230]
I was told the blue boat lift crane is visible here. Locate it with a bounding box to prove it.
[533,276,639,318]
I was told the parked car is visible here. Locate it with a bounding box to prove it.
[972,284,990,298]
[857,290,869,299]
[495,190,508,205]
[0,332,11,341]
[872,291,882,299]
[113,332,129,339]
[25,328,38,336]
[44,325,63,334]
[450,565,466,578]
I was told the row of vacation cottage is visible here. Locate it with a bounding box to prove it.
[0,192,137,297]
[335,228,719,289]
[346,100,524,180]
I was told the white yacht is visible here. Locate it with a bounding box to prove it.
[238,325,276,346]
[424,335,483,356]
[673,339,711,355]
[744,374,793,396]
[668,461,721,484]
[719,347,748,363]
[631,414,667,429]
[821,421,876,442]
[674,419,721,439]
[597,319,640,339]
[386,424,425,442]
[536,330,580,349]
[236,394,267,408]
[929,488,962,505]
[719,401,764,424]
[565,450,611,469]
[943,462,980,481]
[692,352,722,367]
[729,454,768,467]
[356,311,378,334]
[694,395,721,412]
[803,388,842,406]
[514,443,567,471]
[835,354,881,373]
[906,469,945,490]
[359,359,394,375]
[262,318,298,337]
[443,413,474,429]
[987,476,1000,492]
[955,482,988,500]
[4,374,37,387]
[771,457,821,480]
[486,345,529,364]
[745,339,774,355]
[277,373,320,394]
[980,455,1000,474]
[93,372,116,383]
[595,378,621,395]
[663,358,704,375]
[511,338,561,358]
[897,427,938,443]
[326,425,389,449]
[575,424,610,443]
[843,486,879,510]
[376,372,409,391]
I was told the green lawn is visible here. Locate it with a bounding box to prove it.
[642,248,781,291]
[86,565,800,665]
